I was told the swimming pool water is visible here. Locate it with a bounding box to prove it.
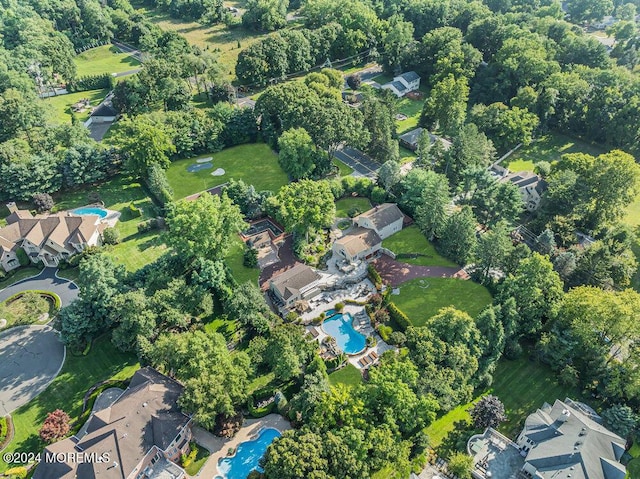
[216,428,281,479]
[72,207,108,218]
[322,312,367,355]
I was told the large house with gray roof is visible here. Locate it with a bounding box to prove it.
[269,263,321,312]
[354,203,404,240]
[0,203,106,271]
[33,367,192,479]
[516,399,626,479]
[381,71,421,98]
[501,171,547,212]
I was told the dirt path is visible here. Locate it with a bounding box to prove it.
[373,255,468,287]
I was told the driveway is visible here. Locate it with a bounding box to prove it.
[0,268,79,306]
[333,146,380,178]
[373,255,468,287]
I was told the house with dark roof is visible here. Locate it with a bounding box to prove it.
[381,71,421,98]
[398,127,452,152]
[33,367,193,479]
[516,399,626,479]
[501,170,547,211]
[354,203,404,240]
[269,263,321,311]
[332,227,382,262]
[0,203,106,271]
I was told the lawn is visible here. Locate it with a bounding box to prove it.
[395,97,424,134]
[393,277,492,327]
[505,132,608,172]
[0,292,53,331]
[184,443,210,475]
[0,267,41,290]
[335,197,371,218]
[0,337,139,472]
[166,144,289,199]
[399,146,417,164]
[74,45,140,77]
[329,364,362,387]
[42,88,109,124]
[54,175,166,271]
[226,235,260,285]
[333,158,354,176]
[425,356,586,449]
[382,226,458,268]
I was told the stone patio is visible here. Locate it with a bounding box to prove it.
[467,428,524,479]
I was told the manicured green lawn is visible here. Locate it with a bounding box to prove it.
[106,231,168,272]
[395,97,424,134]
[382,226,458,268]
[184,444,210,475]
[426,357,585,449]
[43,88,109,124]
[333,158,354,176]
[226,235,260,285]
[628,458,640,479]
[329,364,362,387]
[0,338,139,472]
[505,132,608,172]
[399,146,417,164]
[166,144,289,198]
[393,277,492,327]
[0,267,41,290]
[74,45,140,77]
[335,197,371,218]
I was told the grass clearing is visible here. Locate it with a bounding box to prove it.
[74,45,140,77]
[226,235,260,285]
[382,226,458,268]
[0,337,139,472]
[426,357,586,450]
[43,88,108,124]
[334,158,354,176]
[505,132,608,172]
[395,97,424,134]
[335,197,371,218]
[393,277,492,327]
[166,144,288,199]
[329,364,362,387]
[399,146,417,164]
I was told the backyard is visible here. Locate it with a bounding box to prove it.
[329,364,362,388]
[74,45,140,77]
[335,197,372,218]
[42,88,109,124]
[395,96,424,134]
[425,356,585,450]
[382,226,458,268]
[392,277,492,327]
[0,337,139,472]
[226,235,260,285]
[333,158,354,176]
[166,143,289,199]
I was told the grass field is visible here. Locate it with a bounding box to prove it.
[382,226,458,268]
[74,45,140,77]
[334,158,354,176]
[226,235,260,285]
[393,277,492,327]
[0,337,139,472]
[335,197,372,218]
[395,97,424,134]
[425,357,585,448]
[166,144,288,198]
[505,132,608,172]
[329,364,362,387]
[43,88,108,124]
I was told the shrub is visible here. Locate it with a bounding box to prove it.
[102,227,120,245]
[346,74,362,90]
[334,302,344,312]
[367,264,383,290]
[39,409,71,443]
[347,206,363,218]
[137,218,159,233]
[370,186,387,204]
[374,308,390,324]
[387,331,406,346]
[388,302,412,331]
[16,248,29,266]
[503,339,523,360]
[67,73,112,92]
[181,443,199,468]
[243,247,258,268]
[447,452,473,479]
[4,467,27,479]
[285,311,299,322]
[312,315,324,325]
[128,202,142,218]
[32,192,54,212]
[366,335,377,347]
[146,164,174,206]
[377,324,392,341]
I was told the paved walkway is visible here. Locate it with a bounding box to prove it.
[192,414,291,478]
[0,268,79,306]
[373,255,468,287]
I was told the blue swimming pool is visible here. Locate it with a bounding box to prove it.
[322,311,366,355]
[216,428,281,479]
[72,207,108,218]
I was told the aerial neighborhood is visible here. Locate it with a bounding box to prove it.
[2,0,640,479]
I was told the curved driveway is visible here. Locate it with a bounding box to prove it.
[0,268,79,306]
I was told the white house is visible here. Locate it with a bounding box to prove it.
[332,227,382,262]
[381,71,421,98]
[269,263,322,311]
[354,203,404,240]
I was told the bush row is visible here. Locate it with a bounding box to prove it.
[146,164,173,206]
[387,302,412,331]
[3,290,61,311]
[67,73,116,93]
[367,263,383,290]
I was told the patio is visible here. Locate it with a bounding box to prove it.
[467,428,524,479]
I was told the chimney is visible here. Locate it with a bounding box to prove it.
[6,202,17,214]
[558,409,571,423]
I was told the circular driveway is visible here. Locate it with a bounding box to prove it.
[0,268,79,306]
[0,325,65,416]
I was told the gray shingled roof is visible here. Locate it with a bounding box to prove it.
[398,71,420,83]
[355,203,404,231]
[270,263,320,300]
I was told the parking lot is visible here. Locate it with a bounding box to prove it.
[333,146,380,178]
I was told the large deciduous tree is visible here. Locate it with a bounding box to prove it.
[469,395,507,429]
[420,74,469,136]
[278,127,323,180]
[439,206,477,265]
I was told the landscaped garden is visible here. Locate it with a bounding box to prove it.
[334,197,372,218]
[393,277,492,328]
[382,226,458,268]
[0,337,139,472]
[166,144,289,199]
[0,291,57,330]
[328,363,362,387]
[43,88,109,124]
[74,45,140,77]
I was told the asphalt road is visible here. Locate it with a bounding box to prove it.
[0,268,79,306]
[333,146,381,178]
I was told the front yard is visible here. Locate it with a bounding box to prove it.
[382,226,458,268]
[392,277,492,327]
[166,144,289,199]
[74,45,140,77]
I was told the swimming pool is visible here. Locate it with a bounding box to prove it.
[72,207,108,219]
[322,311,367,355]
[216,428,281,479]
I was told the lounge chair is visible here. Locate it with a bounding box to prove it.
[370,350,378,359]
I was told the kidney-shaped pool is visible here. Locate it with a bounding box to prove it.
[215,427,281,479]
[322,311,367,355]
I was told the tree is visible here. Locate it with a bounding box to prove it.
[447,452,473,479]
[601,404,637,438]
[469,395,507,429]
[32,192,53,212]
[242,0,289,32]
[472,221,514,284]
[377,160,402,191]
[114,116,176,178]
[225,282,273,335]
[39,410,71,443]
[420,74,469,136]
[469,103,540,153]
[567,0,614,23]
[442,123,495,184]
[262,324,316,381]
[102,227,120,245]
[361,95,399,164]
[262,429,330,479]
[166,193,246,261]
[346,74,362,90]
[278,128,322,180]
[413,172,451,240]
[460,167,523,226]
[439,206,477,265]
[110,290,157,352]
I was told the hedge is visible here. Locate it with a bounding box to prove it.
[367,263,383,290]
[146,164,174,206]
[388,302,412,331]
[67,73,114,92]
[247,396,276,418]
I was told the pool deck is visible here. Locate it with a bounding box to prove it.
[191,413,291,479]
